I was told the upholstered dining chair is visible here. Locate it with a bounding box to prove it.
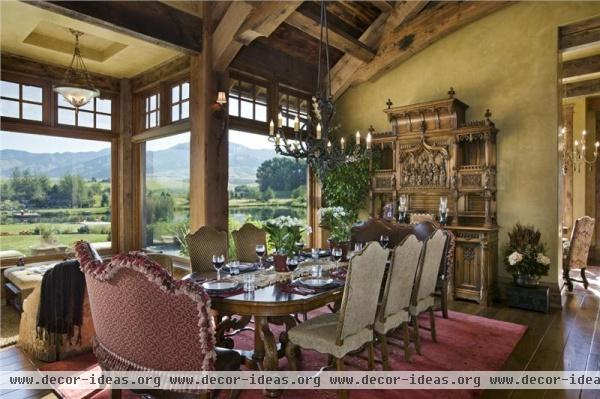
[285,242,389,398]
[375,234,424,368]
[563,216,596,291]
[232,223,267,262]
[350,218,395,247]
[409,229,448,354]
[186,225,228,274]
[74,241,241,399]
[146,252,174,275]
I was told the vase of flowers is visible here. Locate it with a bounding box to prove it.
[264,216,309,272]
[504,223,551,287]
[319,207,354,261]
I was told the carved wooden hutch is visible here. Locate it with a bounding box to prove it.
[369,90,499,306]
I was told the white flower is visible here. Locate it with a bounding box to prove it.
[536,253,550,266]
[507,251,523,266]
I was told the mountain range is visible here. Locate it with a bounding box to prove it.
[0,142,275,186]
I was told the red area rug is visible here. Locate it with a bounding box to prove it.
[39,310,526,399]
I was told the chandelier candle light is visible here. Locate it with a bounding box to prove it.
[573,129,599,172]
[267,0,371,179]
[53,29,100,109]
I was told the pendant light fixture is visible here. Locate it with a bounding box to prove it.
[53,29,100,108]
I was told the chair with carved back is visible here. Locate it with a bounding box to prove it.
[232,223,267,263]
[410,229,448,354]
[186,226,228,274]
[350,218,395,247]
[563,216,596,291]
[146,252,174,276]
[74,241,241,399]
[375,235,424,368]
[285,242,389,398]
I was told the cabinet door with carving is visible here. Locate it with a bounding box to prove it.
[454,242,482,302]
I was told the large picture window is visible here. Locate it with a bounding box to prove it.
[228,130,307,237]
[0,131,112,258]
[0,80,43,122]
[142,132,190,257]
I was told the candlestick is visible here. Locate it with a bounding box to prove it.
[366,132,372,149]
[316,123,322,140]
[294,116,300,132]
[278,113,283,128]
[355,131,360,145]
[340,137,345,150]
[275,133,281,146]
[327,140,332,152]
[269,120,274,136]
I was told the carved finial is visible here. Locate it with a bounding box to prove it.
[386,98,393,109]
[485,109,492,119]
[368,125,375,134]
[448,87,456,99]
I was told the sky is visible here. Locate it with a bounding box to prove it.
[0,129,274,153]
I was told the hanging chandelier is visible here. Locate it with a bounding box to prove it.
[560,127,599,174]
[53,29,100,109]
[267,0,371,178]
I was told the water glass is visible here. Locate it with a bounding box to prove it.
[354,242,364,252]
[228,260,240,275]
[243,273,256,292]
[311,264,323,278]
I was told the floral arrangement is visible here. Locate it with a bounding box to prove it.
[319,206,355,243]
[263,216,310,257]
[503,223,551,277]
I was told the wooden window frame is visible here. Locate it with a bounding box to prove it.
[141,90,161,130]
[228,73,269,133]
[0,71,119,265]
[1,74,47,125]
[278,86,311,134]
[168,79,190,123]
[56,95,115,131]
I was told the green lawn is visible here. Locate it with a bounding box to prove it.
[0,234,108,255]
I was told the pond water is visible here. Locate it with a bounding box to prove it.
[229,206,306,225]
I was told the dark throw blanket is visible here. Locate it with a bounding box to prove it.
[37,259,86,344]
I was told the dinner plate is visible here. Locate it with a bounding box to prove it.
[202,280,240,291]
[298,277,334,288]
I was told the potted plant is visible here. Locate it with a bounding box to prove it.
[319,207,354,261]
[263,216,309,272]
[503,223,551,287]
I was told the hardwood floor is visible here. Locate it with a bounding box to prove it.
[1,267,599,399]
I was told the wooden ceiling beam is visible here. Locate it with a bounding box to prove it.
[342,1,509,95]
[213,1,302,72]
[212,2,254,71]
[285,10,376,63]
[560,16,600,50]
[331,0,428,99]
[565,77,600,98]
[26,0,202,54]
[562,54,600,80]
[369,1,393,13]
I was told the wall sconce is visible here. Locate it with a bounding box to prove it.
[216,91,227,105]
[212,91,227,120]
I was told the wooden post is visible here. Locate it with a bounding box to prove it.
[189,2,229,233]
[116,78,135,252]
[562,105,574,236]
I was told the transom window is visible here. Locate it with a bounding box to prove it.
[229,78,267,122]
[0,80,43,122]
[144,93,160,129]
[279,91,309,131]
[57,96,112,130]
[170,82,190,122]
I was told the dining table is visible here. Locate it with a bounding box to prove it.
[183,259,346,398]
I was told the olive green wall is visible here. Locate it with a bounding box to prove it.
[335,2,600,284]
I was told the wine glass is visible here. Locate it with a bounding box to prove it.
[295,242,304,256]
[287,257,299,272]
[255,244,266,269]
[380,235,390,249]
[212,254,225,280]
[332,247,343,271]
